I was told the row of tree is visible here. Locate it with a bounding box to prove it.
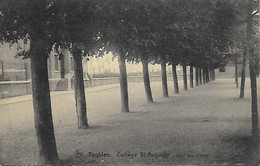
[0,0,258,165]
[228,0,259,140]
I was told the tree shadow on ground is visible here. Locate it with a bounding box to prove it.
[59,157,99,166]
[216,134,260,165]
[245,135,260,166]
[70,125,112,137]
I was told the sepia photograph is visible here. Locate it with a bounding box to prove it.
[0,0,259,165]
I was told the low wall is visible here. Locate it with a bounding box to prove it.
[0,79,60,99]
[0,75,175,99]
[84,75,174,87]
[128,75,173,83]
[2,67,246,99]
[0,81,31,99]
[92,77,120,86]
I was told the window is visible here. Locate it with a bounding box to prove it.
[54,55,59,71]
[70,56,74,71]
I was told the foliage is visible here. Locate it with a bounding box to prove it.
[0,0,257,69]
[0,0,60,57]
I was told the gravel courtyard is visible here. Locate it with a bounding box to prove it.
[0,78,259,165]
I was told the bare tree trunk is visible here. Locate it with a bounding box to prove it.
[190,66,194,88]
[235,54,239,88]
[209,69,211,82]
[183,64,188,90]
[161,61,169,97]
[249,49,258,137]
[208,69,211,82]
[73,46,89,129]
[142,58,153,103]
[246,0,258,137]
[172,64,179,94]
[199,68,202,85]
[30,39,59,165]
[211,69,213,81]
[203,68,206,84]
[24,62,28,81]
[239,50,247,98]
[60,53,65,78]
[118,52,130,112]
[1,60,4,80]
[195,68,199,86]
[212,69,215,81]
[206,68,210,83]
[255,53,259,77]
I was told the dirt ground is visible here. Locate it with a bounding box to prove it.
[0,78,259,166]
